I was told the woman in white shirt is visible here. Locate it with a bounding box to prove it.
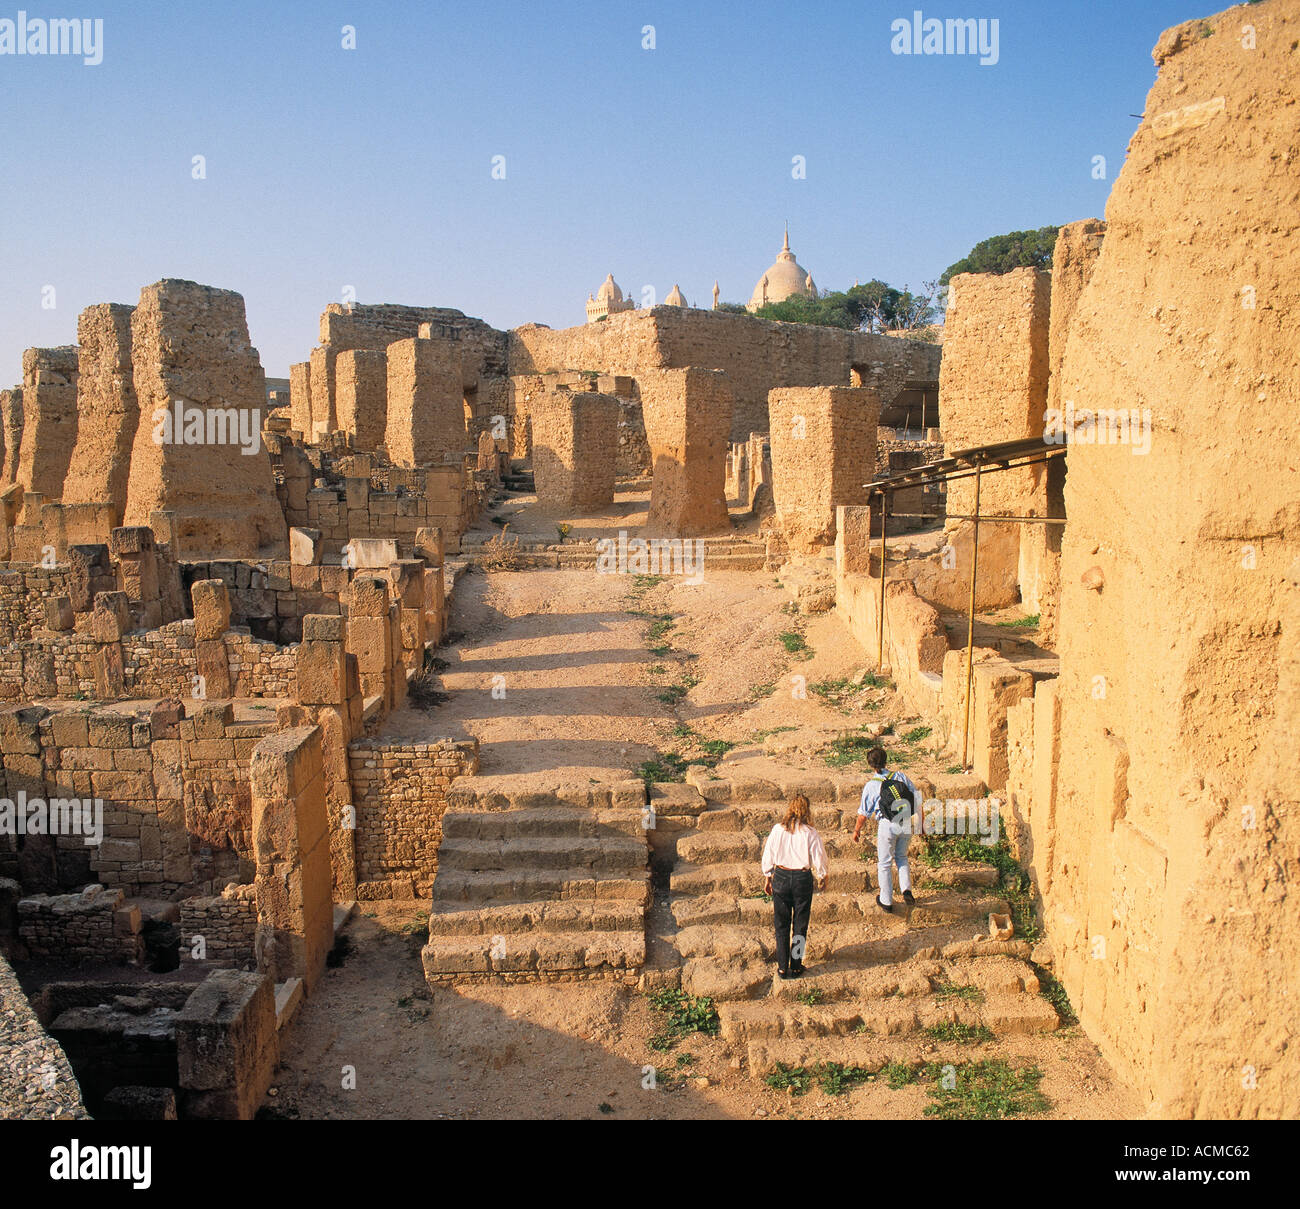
[761,794,830,980]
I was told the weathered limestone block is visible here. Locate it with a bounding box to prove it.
[1023,218,1105,645]
[384,337,466,467]
[769,386,879,551]
[335,349,388,451]
[122,279,287,558]
[290,526,323,566]
[938,267,1051,603]
[639,368,733,537]
[288,361,312,436]
[530,389,618,511]
[250,727,333,993]
[62,303,137,524]
[0,387,21,485]
[176,969,277,1120]
[190,579,231,640]
[15,346,79,500]
[308,346,336,437]
[297,615,347,706]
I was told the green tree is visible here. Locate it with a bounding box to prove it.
[940,226,1061,286]
[749,279,938,333]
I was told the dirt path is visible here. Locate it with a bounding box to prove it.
[271,562,1142,1119]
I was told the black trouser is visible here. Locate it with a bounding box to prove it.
[771,867,814,973]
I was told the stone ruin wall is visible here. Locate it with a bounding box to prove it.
[1028,218,1106,644]
[509,305,940,444]
[1008,5,1300,1119]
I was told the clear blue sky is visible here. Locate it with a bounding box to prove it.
[0,0,1219,378]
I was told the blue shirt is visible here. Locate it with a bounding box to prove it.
[858,769,918,821]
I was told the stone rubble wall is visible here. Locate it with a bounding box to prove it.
[346,739,479,899]
[17,883,144,964]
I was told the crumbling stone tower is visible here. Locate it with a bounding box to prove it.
[530,388,619,511]
[768,385,880,550]
[385,336,466,467]
[15,346,79,500]
[335,349,388,451]
[121,279,287,558]
[639,367,733,536]
[62,303,138,525]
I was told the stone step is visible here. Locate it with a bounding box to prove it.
[677,827,870,863]
[441,806,648,842]
[672,888,1004,943]
[431,868,649,906]
[427,898,644,938]
[421,930,645,977]
[444,779,646,812]
[742,996,1059,1077]
[693,800,1001,842]
[435,834,648,873]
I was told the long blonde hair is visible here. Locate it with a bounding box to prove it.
[780,793,812,833]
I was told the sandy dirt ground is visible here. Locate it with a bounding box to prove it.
[273,531,1140,1120]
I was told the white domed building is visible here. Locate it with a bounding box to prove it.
[664,284,688,308]
[746,227,817,312]
[585,274,636,323]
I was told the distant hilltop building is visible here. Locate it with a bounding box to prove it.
[747,226,816,311]
[585,274,635,323]
[584,228,816,322]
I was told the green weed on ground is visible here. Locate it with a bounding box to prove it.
[647,988,720,1051]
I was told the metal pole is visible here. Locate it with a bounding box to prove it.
[877,491,888,670]
[961,464,982,769]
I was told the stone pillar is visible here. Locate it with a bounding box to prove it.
[345,575,393,706]
[530,389,619,511]
[296,615,357,901]
[335,349,388,451]
[90,591,130,699]
[937,267,1051,609]
[62,303,137,526]
[639,368,733,537]
[190,579,233,699]
[384,337,465,467]
[0,387,21,486]
[122,279,287,559]
[176,969,277,1120]
[109,525,162,630]
[768,386,880,551]
[289,361,312,437]
[15,346,79,500]
[388,559,427,670]
[250,726,333,993]
[308,346,336,438]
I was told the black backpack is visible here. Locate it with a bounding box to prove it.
[872,772,914,821]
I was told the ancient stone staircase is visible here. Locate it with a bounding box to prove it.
[421,779,651,985]
[656,773,1059,1077]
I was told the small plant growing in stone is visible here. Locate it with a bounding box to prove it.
[556,523,572,543]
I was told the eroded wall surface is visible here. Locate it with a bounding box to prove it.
[1041,6,1299,1118]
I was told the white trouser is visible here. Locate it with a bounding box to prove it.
[876,815,912,907]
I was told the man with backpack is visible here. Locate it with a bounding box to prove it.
[851,746,921,913]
